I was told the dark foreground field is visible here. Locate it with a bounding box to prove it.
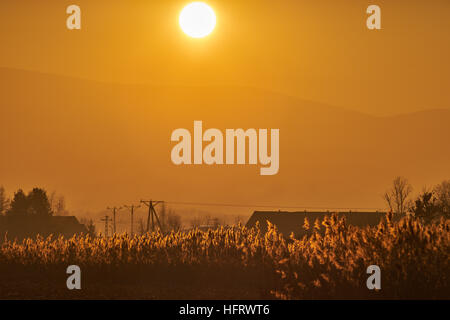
[0,214,449,300]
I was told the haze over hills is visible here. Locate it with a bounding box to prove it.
[0,68,449,216]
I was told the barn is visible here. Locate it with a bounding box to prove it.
[245,211,386,237]
[0,215,87,241]
[49,216,88,238]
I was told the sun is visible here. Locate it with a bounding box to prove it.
[179,2,216,38]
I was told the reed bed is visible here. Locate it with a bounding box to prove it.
[0,213,448,299]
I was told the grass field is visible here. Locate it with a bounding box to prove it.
[0,213,448,299]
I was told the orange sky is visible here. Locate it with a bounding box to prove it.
[0,0,449,115]
[0,1,449,216]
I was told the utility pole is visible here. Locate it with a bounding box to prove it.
[101,215,111,238]
[107,206,122,235]
[140,200,164,233]
[124,204,140,236]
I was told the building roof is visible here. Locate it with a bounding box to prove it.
[51,216,87,235]
[0,215,87,240]
[245,211,386,237]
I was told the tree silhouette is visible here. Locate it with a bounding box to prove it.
[27,188,52,217]
[384,176,413,215]
[0,186,9,215]
[86,219,96,237]
[434,180,450,218]
[7,189,28,217]
[49,192,68,215]
[411,190,440,222]
[80,218,96,237]
[6,188,53,217]
[167,211,182,232]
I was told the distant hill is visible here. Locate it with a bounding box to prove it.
[1,68,449,212]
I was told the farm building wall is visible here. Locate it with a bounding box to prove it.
[0,215,87,241]
[245,211,387,237]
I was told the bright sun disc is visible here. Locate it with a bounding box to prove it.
[179,2,216,38]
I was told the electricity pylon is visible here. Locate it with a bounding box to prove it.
[124,204,140,236]
[106,206,122,234]
[101,215,111,238]
[140,200,164,232]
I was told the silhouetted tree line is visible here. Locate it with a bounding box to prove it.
[0,187,71,218]
[411,181,450,222]
[0,186,8,216]
[159,204,182,232]
[0,188,52,217]
[0,187,91,240]
[384,177,450,222]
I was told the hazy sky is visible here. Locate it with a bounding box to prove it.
[0,0,449,115]
[0,1,449,214]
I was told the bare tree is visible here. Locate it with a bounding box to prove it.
[190,216,201,229]
[167,210,182,232]
[0,186,9,215]
[138,218,146,235]
[434,180,450,217]
[80,218,97,237]
[156,205,182,232]
[48,191,56,212]
[384,176,413,215]
[202,214,212,226]
[49,192,68,215]
[55,195,68,215]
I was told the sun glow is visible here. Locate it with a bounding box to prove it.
[179,2,216,38]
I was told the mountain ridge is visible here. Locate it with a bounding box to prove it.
[0,67,449,212]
